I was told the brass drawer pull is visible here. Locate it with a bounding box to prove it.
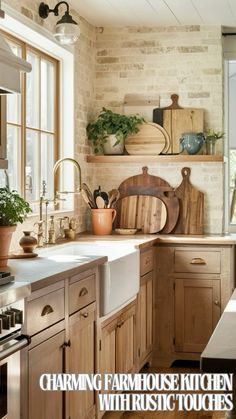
[81,312,88,318]
[214,300,220,306]
[79,287,88,297]
[41,304,54,316]
[190,258,206,265]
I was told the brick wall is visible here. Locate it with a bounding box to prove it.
[90,25,224,234]
[1,4,225,238]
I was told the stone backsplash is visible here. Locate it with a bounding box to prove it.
[1,3,226,240]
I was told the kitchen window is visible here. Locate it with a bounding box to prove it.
[0,30,59,210]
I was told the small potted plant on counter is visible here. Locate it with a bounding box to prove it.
[205,129,224,155]
[0,187,32,267]
[86,108,145,155]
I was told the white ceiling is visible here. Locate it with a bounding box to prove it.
[70,0,236,27]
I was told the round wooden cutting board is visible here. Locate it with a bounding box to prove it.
[118,195,167,234]
[125,122,168,155]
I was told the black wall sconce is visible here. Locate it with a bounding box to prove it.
[39,1,80,45]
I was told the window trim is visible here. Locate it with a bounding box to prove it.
[1,29,60,202]
[0,4,74,211]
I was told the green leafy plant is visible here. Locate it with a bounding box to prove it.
[205,129,224,140]
[87,108,145,154]
[0,187,32,226]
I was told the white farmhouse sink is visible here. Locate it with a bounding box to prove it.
[39,242,140,316]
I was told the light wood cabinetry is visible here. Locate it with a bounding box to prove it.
[28,330,65,419]
[22,268,98,419]
[68,302,96,419]
[153,244,235,366]
[174,278,220,352]
[67,270,97,419]
[98,301,136,418]
[0,96,7,169]
[137,249,153,370]
[99,301,136,375]
[154,245,235,367]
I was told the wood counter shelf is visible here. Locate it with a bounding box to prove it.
[86,155,224,163]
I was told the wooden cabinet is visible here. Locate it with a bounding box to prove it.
[22,268,98,419]
[174,278,220,353]
[68,302,96,419]
[0,96,7,169]
[28,328,65,419]
[137,248,153,370]
[154,244,235,367]
[99,301,136,375]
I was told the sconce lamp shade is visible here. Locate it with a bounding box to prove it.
[54,13,80,45]
[39,2,80,45]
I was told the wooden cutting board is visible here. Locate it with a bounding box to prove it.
[116,167,179,234]
[163,108,204,154]
[119,195,167,233]
[125,122,169,155]
[172,167,204,234]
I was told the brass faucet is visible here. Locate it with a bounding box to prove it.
[53,157,82,201]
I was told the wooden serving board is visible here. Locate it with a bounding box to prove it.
[172,167,204,234]
[125,122,169,155]
[119,195,167,234]
[116,167,179,234]
[163,108,204,154]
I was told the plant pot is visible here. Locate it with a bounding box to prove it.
[103,134,124,155]
[0,225,16,267]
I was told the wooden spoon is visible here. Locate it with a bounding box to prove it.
[108,189,120,208]
[82,183,96,208]
[96,196,106,209]
[81,189,92,208]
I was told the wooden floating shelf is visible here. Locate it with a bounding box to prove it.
[86,155,224,163]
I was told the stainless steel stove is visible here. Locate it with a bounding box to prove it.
[0,272,14,287]
[0,277,30,419]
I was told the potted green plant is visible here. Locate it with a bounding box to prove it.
[205,129,224,155]
[0,187,32,266]
[86,108,145,155]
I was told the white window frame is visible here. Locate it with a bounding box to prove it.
[1,1,75,211]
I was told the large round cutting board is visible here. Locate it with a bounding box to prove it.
[125,122,168,155]
[118,195,167,234]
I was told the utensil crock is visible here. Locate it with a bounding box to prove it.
[91,208,117,235]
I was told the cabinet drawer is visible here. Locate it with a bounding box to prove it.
[69,275,96,314]
[174,249,221,274]
[27,288,65,336]
[140,248,153,276]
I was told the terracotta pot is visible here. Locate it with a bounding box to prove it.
[91,209,117,235]
[19,231,37,253]
[0,225,16,267]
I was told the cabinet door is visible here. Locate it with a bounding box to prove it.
[68,302,96,419]
[28,331,65,419]
[138,272,153,365]
[175,279,220,353]
[116,303,136,373]
[99,318,116,375]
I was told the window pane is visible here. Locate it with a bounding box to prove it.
[41,133,54,200]
[26,51,40,129]
[0,125,20,190]
[7,125,21,190]
[41,59,55,132]
[6,41,22,124]
[25,129,40,202]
